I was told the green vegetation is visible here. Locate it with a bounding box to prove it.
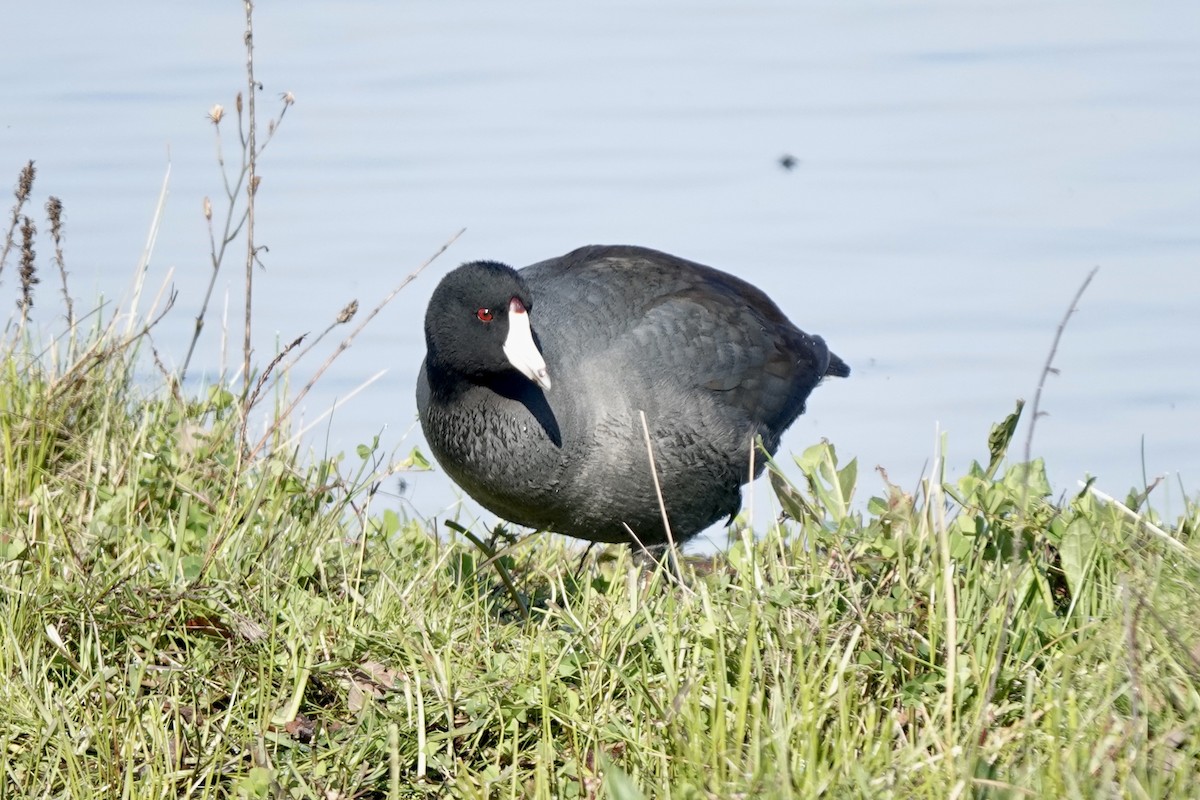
[1,271,1197,797]
[3,5,1197,792]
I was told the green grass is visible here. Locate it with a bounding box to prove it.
[1,309,1197,799]
[7,5,1190,792]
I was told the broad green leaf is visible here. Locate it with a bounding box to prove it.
[1060,516,1095,602]
[985,400,1024,478]
[602,755,647,800]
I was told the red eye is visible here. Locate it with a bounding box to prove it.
[476,308,493,322]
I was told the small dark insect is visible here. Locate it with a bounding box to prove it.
[778,153,798,171]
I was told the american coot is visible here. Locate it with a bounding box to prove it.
[416,244,848,548]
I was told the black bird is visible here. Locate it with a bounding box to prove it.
[416,244,848,549]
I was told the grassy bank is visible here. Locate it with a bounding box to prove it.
[3,9,1197,789]
[1,300,1197,799]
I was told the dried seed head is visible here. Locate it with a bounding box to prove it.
[16,160,35,203]
[250,175,262,195]
[45,196,64,239]
[208,104,225,124]
[280,91,295,106]
[336,300,358,324]
[203,196,213,221]
[235,92,243,114]
[18,215,39,311]
[19,216,35,264]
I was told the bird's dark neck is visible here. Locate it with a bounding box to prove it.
[424,355,534,405]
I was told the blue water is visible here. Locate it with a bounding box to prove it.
[3,0,1198,545]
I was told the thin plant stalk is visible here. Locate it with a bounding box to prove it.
[247,229,464,461]
[45,196,74,334]
[17,215,38,328]
[0,160,36,283]
[242,0,258,395]
[124,162,171,338]
[1023,266,1099,467]
[179,86,290,384]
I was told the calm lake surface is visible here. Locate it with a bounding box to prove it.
[4,1,1198,546]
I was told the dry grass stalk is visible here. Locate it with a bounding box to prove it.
[1015,266,1100,531]
[43,195,75,333]
[180,68,292,382]
[18,215,38,318]
[247,230,464,461]
[241,0,259,394]
[287,299,358,369]
[239,333,307,454]
[1023,266,1100,467]
[1,160,37,283]
[45,196,74,328]
[123,163,171,342]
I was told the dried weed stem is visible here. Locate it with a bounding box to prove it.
[247,229,464,461]
[180,34,292,382]
[1,160,36,284]
[18,216,38,320]
[241,0,259,393]
[1023,266,1100,466]
[45,196,74,329]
